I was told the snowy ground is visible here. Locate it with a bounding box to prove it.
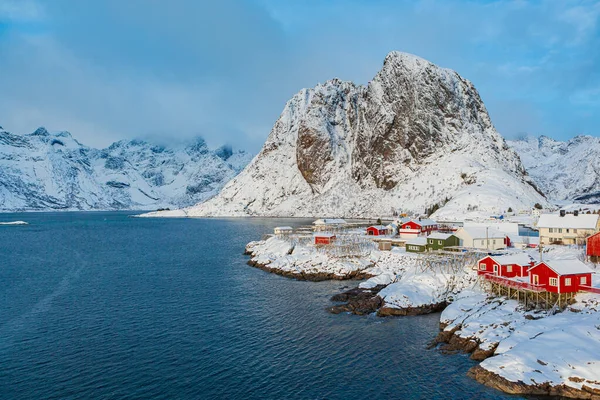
[247,235,599,396]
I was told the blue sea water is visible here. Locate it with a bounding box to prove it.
[0,212,522,399]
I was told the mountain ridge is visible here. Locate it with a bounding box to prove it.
[0,125,251,212]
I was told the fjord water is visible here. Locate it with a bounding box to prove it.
[0,212,515,399]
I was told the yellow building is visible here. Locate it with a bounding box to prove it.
[537,212,600,245]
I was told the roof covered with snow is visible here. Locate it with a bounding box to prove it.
[274,226,293,230]
[406,237,427,246]
[368,225,387,230]
[489,253,533,266]
[313,233,336,238]
[458,227,506,239]
[537,213,599,229]
[532,259,594,275]
[406,219,437,227]
[428,232,455,240]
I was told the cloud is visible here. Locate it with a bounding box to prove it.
[0,0,598,151]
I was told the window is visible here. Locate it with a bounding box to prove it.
[574,229,578,234]
[493,240,496,245]
[580,276,588,285]
[479,263,486,270]
[566,229,570,233]
[565,278,572,286]
[507,265,512,272]
[549,278,558,286]
[438,240,443,245]
[559,228,563,233]
[549,228,553,233]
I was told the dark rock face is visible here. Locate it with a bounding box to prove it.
[377,302,447,317]
[328,285,386,315]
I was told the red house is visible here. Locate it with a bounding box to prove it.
[528,259,594,293]
[314,233,336,245]
[399,219,438,237]
[587,232,600,262]
[477,254,534,278]
[367,225,388,236]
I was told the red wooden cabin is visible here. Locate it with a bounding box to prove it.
[314,233,336,245]
[399,219,438,236]
[477,254,534,278]
[528,260,594,293]
[587,232,600,262]
[366,225,388,236]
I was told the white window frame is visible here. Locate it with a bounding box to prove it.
[565,278,572,286]
[549,277,558,287]
[580,276,587,285]
[506,265,512,273]
[479,263,486,270]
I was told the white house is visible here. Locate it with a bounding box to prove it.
[454,227,508,250]
[537,212,600,245]
[274,226,293,235]
[312,218,347,231]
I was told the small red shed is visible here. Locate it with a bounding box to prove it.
[477,254,534,278]
[587,232,600,262]
[528,259,594,293]
[367,225,388,236]
[314,233,336,245]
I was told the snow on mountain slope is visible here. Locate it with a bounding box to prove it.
[167,52,546,219]
[508,135,600,203]
[0,126,251,211]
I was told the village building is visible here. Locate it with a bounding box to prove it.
[477,254,534,278]
[314,233,336,245]
[274,226,293,235]
[528,259,594,293]
[312,218,347,232]
[587,232,600,263]
[426,233,459,251]
[454,227,508,250]
[378,240,392,251]
[366,225,388,236]
[537,211,599,245]
[405,237,427,253]
[398,219,438,238]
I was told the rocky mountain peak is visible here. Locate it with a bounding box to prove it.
[181,52,546,219]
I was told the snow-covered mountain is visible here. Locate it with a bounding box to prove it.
[508,135,600,203]
[0,126,251,211]
[163,52,547,219]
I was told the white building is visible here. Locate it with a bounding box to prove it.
[537,212,599,245]
[274,226,293,235]
[312,218,347,231]
[454,227,508,250]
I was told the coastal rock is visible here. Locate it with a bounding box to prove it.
[377,302,446,317]
[329,285,386,315]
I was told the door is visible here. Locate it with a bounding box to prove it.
[533,274,539,285]
[493,264,499,276]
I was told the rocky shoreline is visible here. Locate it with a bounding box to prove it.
[246,258,374,282]
[244,237,600,399]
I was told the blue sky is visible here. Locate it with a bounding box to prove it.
[0,0,598,151]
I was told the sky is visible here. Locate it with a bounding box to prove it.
[0,0,598,152]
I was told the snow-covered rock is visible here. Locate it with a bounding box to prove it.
[173,51,547,220]
[0,126,251,211]
[509,135,600,203]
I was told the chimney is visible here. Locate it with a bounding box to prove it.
[560,210,566,217]
[574,210,579,217]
